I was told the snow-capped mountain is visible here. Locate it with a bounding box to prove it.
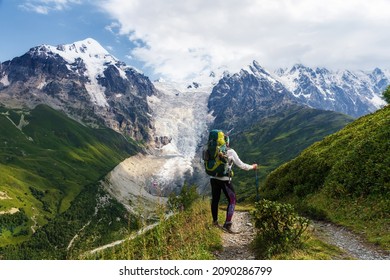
[2,37,387,142]
[207,60,389,133]
[208,61,298,130]
[0,38,156,141]
[274,64,388,117]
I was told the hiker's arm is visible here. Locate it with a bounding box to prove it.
[228,149,255,171]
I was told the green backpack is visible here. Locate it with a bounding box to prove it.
[203,129,233,177]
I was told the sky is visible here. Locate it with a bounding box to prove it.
[1,0,390,82]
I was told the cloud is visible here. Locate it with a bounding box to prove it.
[19,0,81,14]
[99,0,390,80]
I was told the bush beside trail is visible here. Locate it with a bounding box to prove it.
[252,199,309,259]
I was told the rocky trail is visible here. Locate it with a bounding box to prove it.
[214,211,390,260]
[213,212,256,260]
[311,221,390,260]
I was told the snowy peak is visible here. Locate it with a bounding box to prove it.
[0,38,157,141]
[250,60,271,76]
[30,38,114,65]
[209,61,388,131]
[274,64,388,117]
[56,38,110,57]
[371,68,390,89]
[27,38,129,107]
[245,60,282,87]
[208,61,297,130]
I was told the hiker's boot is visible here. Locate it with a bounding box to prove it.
[213,220,220,227]
[223,222,238,234]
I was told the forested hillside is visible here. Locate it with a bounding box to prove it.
[0,104,139,251]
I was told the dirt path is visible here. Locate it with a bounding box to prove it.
[214,212,256,260]
[214,212,390,260]
[311,221,390,260]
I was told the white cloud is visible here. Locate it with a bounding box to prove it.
[19,0,81,14]
[83,1,390,80]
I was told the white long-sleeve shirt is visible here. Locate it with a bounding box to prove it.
[211,148,254,181]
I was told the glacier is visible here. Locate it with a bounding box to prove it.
[148,80,214,191]
[102,80,214,213]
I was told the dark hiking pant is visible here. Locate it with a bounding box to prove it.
[210,178,236,224]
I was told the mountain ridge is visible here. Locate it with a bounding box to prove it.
[1,38,388,141]
[273,63,388,117]
[0,38,156,141]
[208,60,387,134]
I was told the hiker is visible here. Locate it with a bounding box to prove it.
[204,130,257,233]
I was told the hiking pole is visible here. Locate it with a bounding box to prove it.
[255,168,260,201]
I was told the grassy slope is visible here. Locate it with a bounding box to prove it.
[0,104,139,247]
[263,106,390,249]
[83,199,221,260]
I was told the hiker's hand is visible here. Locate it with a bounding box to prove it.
[252,164,258,170]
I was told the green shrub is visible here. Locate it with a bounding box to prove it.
[252,199,309,259]
[167,183,200,212]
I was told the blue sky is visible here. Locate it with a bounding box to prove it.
[1,0,390,81]
[0,1,144,70]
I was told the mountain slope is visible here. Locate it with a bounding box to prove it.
[208,61,297,131]
[0,38,156,141]
[0,104,139,248]
[263,106,390,249]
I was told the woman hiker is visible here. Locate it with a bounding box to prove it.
[208,132,257,233]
